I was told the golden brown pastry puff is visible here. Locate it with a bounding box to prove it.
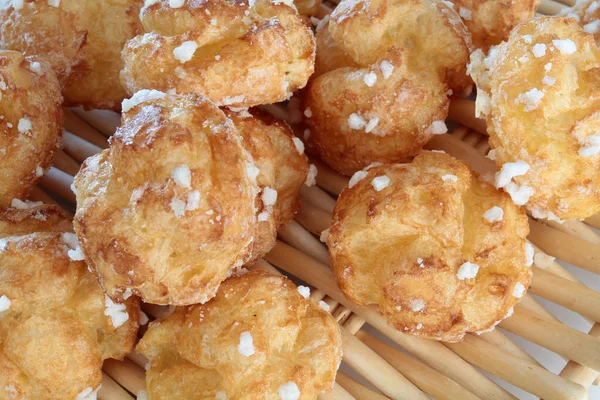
[0,50,63,207]
[451,0,541,51]
[226,109,309,261]
[0,205,140,400]
[120,0,315,108]
[0,0,143,110]
[73,91,308,305]
[327,152,532,341]
[137,269,342,400]
[559,0,600,46]
[470,16,600,221]
[303,0,473,176]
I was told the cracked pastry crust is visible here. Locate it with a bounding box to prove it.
[0,0,143,110]
[74,91,307,305]
[74,91,257,305]
[559,0,600,46]
[303,0,473,176]
[120,0,315,108]
[470,16,600,220]
[137,269,342,400]
[0,205,140,400]
[0,50,63,207]
[328,152,531,341]
[452,0,541,51]
[226,109,309,262]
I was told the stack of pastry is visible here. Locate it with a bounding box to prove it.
[1,0,600,398]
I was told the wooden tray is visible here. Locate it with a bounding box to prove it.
[32,1,600,398]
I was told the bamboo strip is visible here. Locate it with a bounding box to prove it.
[426,134,496,176]
[531,245,595,320]
[342,313,367,336]
[257,259,336,327]
[323,297,340,313]
[358,332,481,400]
[318,383,357,400]
[30,186,60,207]
[499,307,600,371]
[260,104,293,123]
[476,329,542,367]
[265,241,515,400]
[103,358,146,395]
[335,373,389,400]
[72,108,121,137]
[340,328,429,400]
[126,351,149,370]
[449,97,486,136]
[296,200,332,234]
[333,304,353,325]
[519,295,558,321]
[560,324,600,388]
[539,252,595,292]
[278,220,330,264]
[544,219,600,245]
[448,98,482,134]
[531,242,600,386]
[141,303,175,320]
[553,0,575,5]
[253,258,281,275]
[38,167,75,203]
[445,335,587,400]
[538,0,567,14]
[529,220,600,275]
[300,185,337,213]
[63,131,103,162]
[99,372,134,400]
[54,149,81,176]
[316,2,334,18]
[312,158,349,195]
[529,266,600,322]
[462,131,484,148]
[475,139,491,155]
[64,110,110,147]
[585,214,600,230]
